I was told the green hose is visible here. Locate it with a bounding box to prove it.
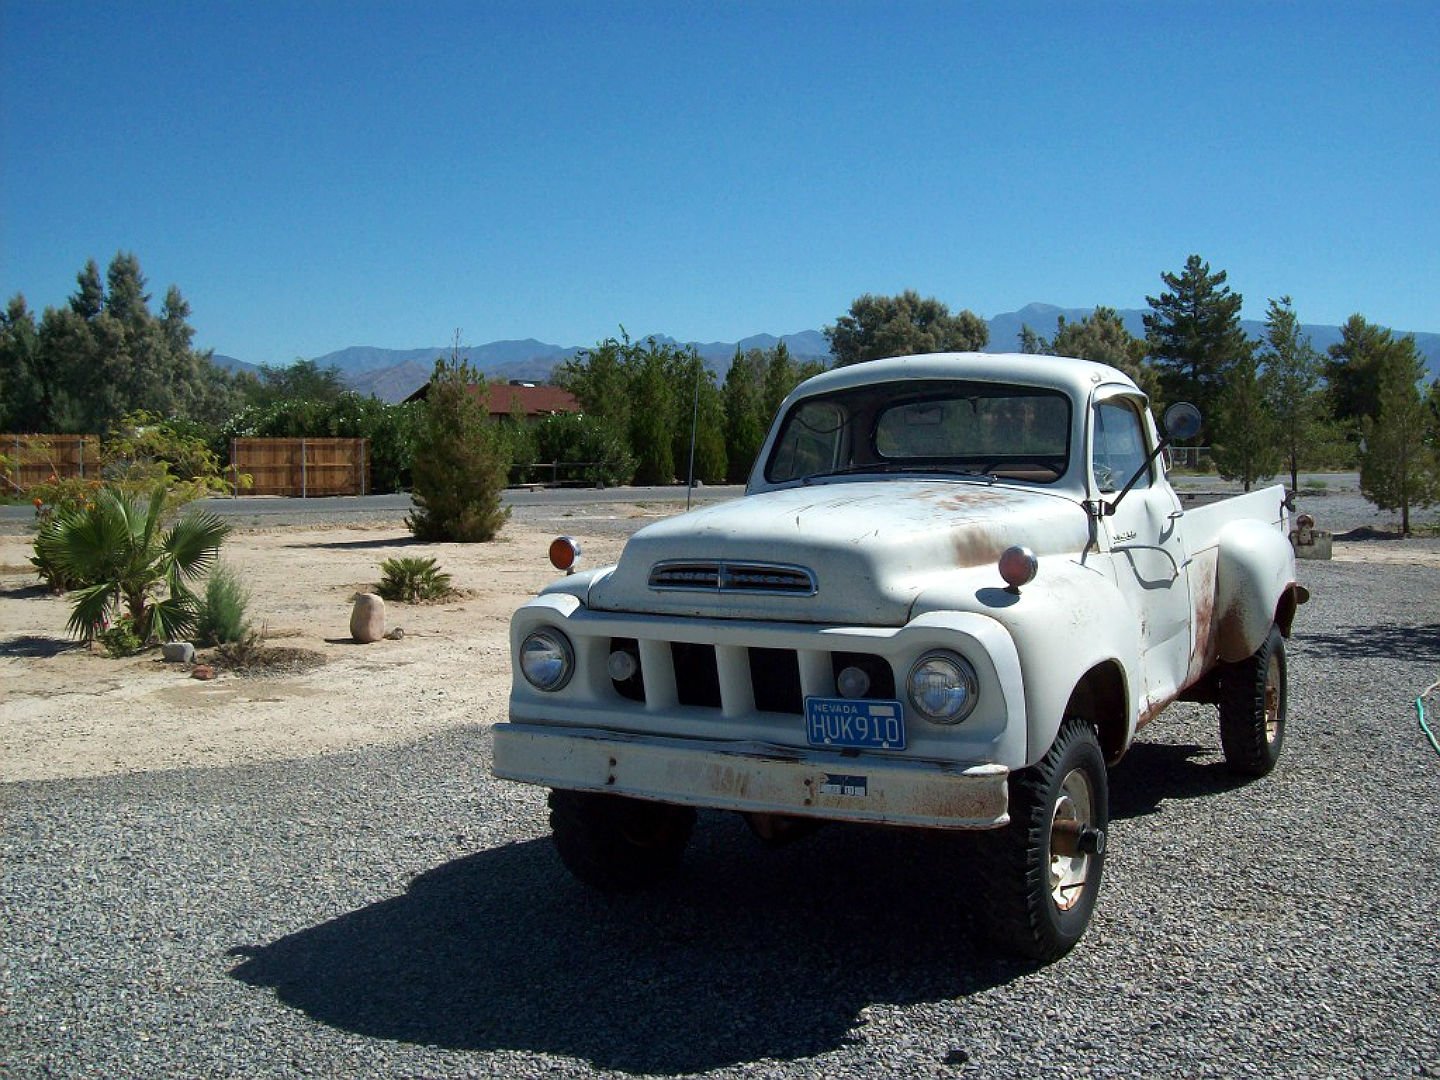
[1419,679,1440,757]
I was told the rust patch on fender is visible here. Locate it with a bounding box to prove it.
[949,526,1007,569]
[899,486,1010,511]
[1186,553,1219,685]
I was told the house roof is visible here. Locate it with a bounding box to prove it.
[404,381,580,418]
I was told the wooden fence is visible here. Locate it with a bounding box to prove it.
[230,438,370,497]
[2,434,104,492]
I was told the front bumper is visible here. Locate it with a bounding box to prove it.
[492,722,1011,829]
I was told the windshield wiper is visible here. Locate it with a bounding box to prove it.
[802,463,995,484]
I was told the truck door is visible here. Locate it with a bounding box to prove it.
[1090,393,1193,710]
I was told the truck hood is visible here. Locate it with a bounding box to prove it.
[585,480,1090,626]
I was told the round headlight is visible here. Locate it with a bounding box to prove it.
[907,651,979,724]
[520,628,574,691]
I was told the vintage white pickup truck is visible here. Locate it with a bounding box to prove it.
[492,352,1307,960]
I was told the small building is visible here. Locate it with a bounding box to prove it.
[404,379,580,421]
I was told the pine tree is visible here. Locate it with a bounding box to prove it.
[1359,344,1439,535]
[1143,256,1251,428]
[0,297,44,431]
[406,351,511,542]
[723,348,768,483]
[1210,356,1280,491]
[1258,297,1334,492]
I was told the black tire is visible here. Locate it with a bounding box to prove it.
[547,789,696,891]
[974,719,1109,962]
[1219,624,1287,777]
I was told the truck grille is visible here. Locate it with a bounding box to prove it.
[608,637,892,716]
[648,560,817,596]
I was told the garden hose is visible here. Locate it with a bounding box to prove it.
[1419,679,1440,758]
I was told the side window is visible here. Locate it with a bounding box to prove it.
[766,400,848,482]
[1092,399,1151,493]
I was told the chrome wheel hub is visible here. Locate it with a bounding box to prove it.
[1264,651,1283,744]
[1048,769,1095,911]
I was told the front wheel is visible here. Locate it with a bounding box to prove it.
[547,789,696,891]
[1219,624,1287,777]
[974,719,1109,962]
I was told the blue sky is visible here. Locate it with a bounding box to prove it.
[2,1,1436,365]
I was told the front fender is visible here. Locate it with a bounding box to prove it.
[911,559,1142,766]
[1214,519,1297,662]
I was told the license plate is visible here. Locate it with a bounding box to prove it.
[804,697,906,750]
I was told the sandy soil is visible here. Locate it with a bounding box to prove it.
[3,507,1434,783]
[0,518,642,783]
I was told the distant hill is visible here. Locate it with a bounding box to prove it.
[223,312,1438,404]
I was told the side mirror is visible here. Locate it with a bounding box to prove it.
[1162,402,1202,442]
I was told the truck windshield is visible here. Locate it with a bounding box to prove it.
[765,379,1071,485]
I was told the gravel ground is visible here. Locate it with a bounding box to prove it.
[3,493,1439,1079]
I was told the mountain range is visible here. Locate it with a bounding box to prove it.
[213,305,1440,404]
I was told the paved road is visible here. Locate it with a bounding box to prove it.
[0,485,747,533]
[3,474,1366,535]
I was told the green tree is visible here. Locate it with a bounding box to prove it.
[1143,255,1251,426]
[241,359,348,408]
[10,253,241,433]
[531,412,635,487]
[1324,314,1414,426]
[1209,356,1280,491]
[555,333,635,433]
[406,353,510,542]
[0,296,45,431]
[629,346,676,484]
[825,290,988,367]
[1257,297,1336,492]
[1358,344,1439,535]
[71,259,104,320]
[39,483,230,643]
[1049,306,1159,400]
[666,350,726,486]
[1017,325,1047,354]
[557,332,728,485]
[723,348,768,482]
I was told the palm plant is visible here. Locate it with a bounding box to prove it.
[45,483,231,644]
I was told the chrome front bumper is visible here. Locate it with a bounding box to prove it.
[492,722,1011,829]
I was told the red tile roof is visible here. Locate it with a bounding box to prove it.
[484,384,580,418]
[404,381,580,418]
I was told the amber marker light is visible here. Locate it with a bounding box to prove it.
[998,545,1038,592]
[549,535,582,574]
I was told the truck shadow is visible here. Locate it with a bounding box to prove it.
[227,742,1240,1072]
[228,816,1027,1073]
[1298,622,1440,663]
[1108,741,1241,820]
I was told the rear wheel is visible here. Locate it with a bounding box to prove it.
[975,719,1109,961]
[547,789,696,891]
[1219,624,1287,777]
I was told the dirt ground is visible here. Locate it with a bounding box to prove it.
[2,507,1435,783]
[0,517,644,783]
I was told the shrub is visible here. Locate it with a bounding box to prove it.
[96,614,143,657]
[377,556,453,602]
[531,412,636,487]
[45,483,230,643]
[406,355,511,542]
[195,562,252,645]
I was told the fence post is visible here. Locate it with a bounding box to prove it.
[300,438,308,499]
